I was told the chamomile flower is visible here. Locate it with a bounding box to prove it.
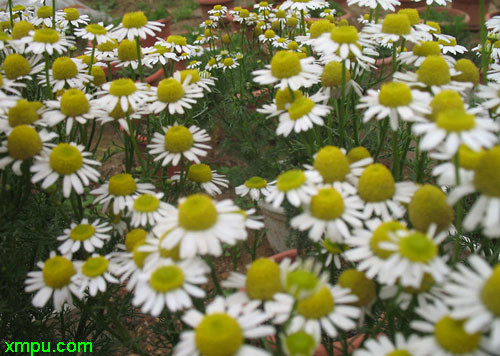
[235,176,274,201]
[272,37,291,49]
[443,255,500,348]
[347,0,400,11]
[398,40,451,67]
[25,252,83,311]
[31,6,64,27]
[279,0,328,12]
[437,36,467,55]
[73,254,119,297]
[88,38,119,62]
[281,326,320,356]
[75,22,115,45]
[153,194,248,259]
[378,224,450,288]
[412,109,499,155]
[175,296,274,356]
[259,29,279,43]
[113,38,154,70]
[90,173,155,215]
[150,72,203,115]
[133,258,208,316]
[25,28,74,55]
[220,57,239,71]
[353,333,423,356]
[57,219,111,254]
[148,124,210,167]
[476,82,500,115]
[0,99,43,134]
[319,60,364,98]
[266,169,322,208]
[0,126,56,175]
[180,69,216,93]
[0,73,24,99]
[59,8,90,29]
[357,164,417,220]
[313,25,368,60]
[290,186,365,242]
[279,258,329,300]
[275,90,332,137]
[357,82,431,131]
[253,50,322,90]
[172,163,229,196]
[411,300,494,356]
[127,192,173,228]
[2,53,44,81]
[97,101,149,134]
[96,78,152,112]
[320,238,349,269]
[31,142,100,198]
[42,89,104,135]
[112,11,163,42]
[448,146,500,238]
[39,57,92,93]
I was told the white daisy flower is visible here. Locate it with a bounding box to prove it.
[31,142,100,198]
[171,163,229,196]
[127,192,174,228]
[150,71,203,115]
[271,37,290,49]
[25,28,74,56]
[0,99,44,134]
[252,50,322,90]
[148,124,211,167]
[313,25,373,61]
[476,82,500,115]
[112,11,164,42]
[265,169,322,208]
[0,126,56,176]
[291,186,365,242]
[25,252,82,311]
[31,6,64,27]
[157,35,195,56]
[181,69,216,93]
[133,258,208,316]
[2,53,44,81]
[38,57,92,93]
[398,40,455,67]
[259,29,279,44]
[437,36,467,55]
[411,300,494,356]
[95,78,153,113]
[0,73,25,99]
[357,81,431,131]
[443,255,500,348]
[353,333,423,356]
[113,38,155,71]
[57,218,112,254]
[59,8,90,29]
[174,296,274,356]
[378,224,450,288]
[153,194,248,259]
[143,43,176,67]
[235,176,275,201]
[220,57,239,71]
[87,38,118,62]
[91,173,155,215]
[279,0,328,12]
[281,325,320,356]
[347,0,400,11]
[74,22,115,45]
[73,254,119,297]
[97,101,150,135]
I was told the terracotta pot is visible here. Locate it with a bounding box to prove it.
[196,0,236,21]
[452,0,491,31]
[415,6,471,27]
[486,9,500,21]
[140,18,171,47]
[395,0,421,11]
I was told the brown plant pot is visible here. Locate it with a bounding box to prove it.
[486,9,500,21]
[452,0,491,31]
[196,0,236,21]
[415,6,471,27]
[395,0,422,11]
[140,18,171,47]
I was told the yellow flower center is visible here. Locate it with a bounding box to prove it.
[429,90,464,122]
[481,264,500,317]
[473,146,500,197]
[321,61,350,87]
[86,24,107,36]
[166,35,187,46]
[403,273,435,294]
[370,221,406,259]
[8,99,39,127]
[358,164,395,202]
[109,173,137,196]
[436,110,475,132]
[413,41,441,57]
[387,350,411,356]
[310,188,345,220]
[180,69,201,84]
[434,316,481,354]
[12,5,25,11]
[397,8,420,25]
[297,286,335,318]
[82,256,109,278]
[164,125,194,153]
[52,57,78,80]
[382,14,411,35]
[244,176,267,189]
[158,234,181,261]
[132,243,149,269]
[91,66,106,86]
[125,228,147,252]
[109,78,137,97]
[379,82,412,107]
[286,269,319,298]
[49,143,83,175]
[309,19,333,39]
[330,25,359,44]
[214,4,223,10]
[108,103,133,120]
[187,164,212,183]
[459,145,484,170]
[285,331,316,356]
[417,55,450,86]
[3,53,31,80]
[270,51,302,79]
[43,256,75,289]
[398,231,437,263]
[276,169,306,192]
[97,39,118,51]
[264,29,276,39]
[7,125,42,161]
[33,28,60,44]
[133,194,160,213]
[64,8,80,21]
[323,239,348,254]
[409,185,453,233]
[11,20,34,40]
[338,269,376,307]
[245,258,284,300]
[275,88,303,111]
[178,194,218,231]
[122,11,148,29]
[157,78,184,103]
[453,59,479,85]
[150,265,184,292]
[288,41,299,50]
[313,146,350,183]
[37,5,52,18]
[288,97,315,121]
[287,17,298,28]
[118,39,140,61]
[347,146,371,163]
[240,9,250,18]
[60,89,90,117]
[195,313,243,356]
[427,21,441,33]
[438,37,457,47]
[223,57,234,67]
[70,223,95,241]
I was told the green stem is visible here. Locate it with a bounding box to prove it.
[7,0,14,28]
[424,4,430,24]
[392,41,398,74]
[374,118,389,160]
[205,257,223,295]
[52,0,56,29]
[135,36,144,82]
[453,152,463,264]
[107,62,113,82]
[399,123,413,179]
[44,53,53,99]
[480,0,488,84]
[340,60,347,148]
[86,39,96,92]
[392,129,399,180]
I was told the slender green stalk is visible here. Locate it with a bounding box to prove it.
[453,152,463,264]
[480,0,488,84]
[52,0,56,29]
[44,53,53,99]
[205,257,223,295]
[392,41,398,74]
[392,129,400,180]
[7,0,14,28]
[399,122,413,179]
[339,60,347,147]
[135,36,145,82]
[424,4,430,24]
[374,118,389,160]
[87,39,96,93]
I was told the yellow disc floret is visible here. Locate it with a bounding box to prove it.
[132,242,150,269]
[271,51,302,79]
[64,8,80,21]
[187,163,212,183]
[382,14,411,35]
[417,55,450,86]
[321,61,350,87]
[276,169,306,192]
[82,256,109,277]
[459,145,484,171]
[313,146,350,183]
[358,164,395,202]
[33,28,60,43]
[180,69,200,84]
[310,188,345,220]
[150,265,184,292]
[397,9,420,25]
[244,176,267,189]
[118,39,140,61]
[52,57,78,80]
[164,125,194,153]
[11,20,34,39]
[436,110,475,132]
[125,228,147,252]
[412,41,441,57]
[285,331,317,356]
[347,146,371,163]
[481,264,500,317]
[429,90,464,121]
[133,194,160,212]
[330,25,358,43]
[37,5,52,18]
[3,53,31,80]
[409,185,453,233]
[8,99,39,127]
[49,143,83,175]
[297,286,335,318]
[122,11,148,29]
[370,221,406,259]
[91,66,106,86]
[195,313,243,356]
[157,78,184,103]
[398,231,437,263]
[473,146,500,197]
[7,125,42,160]
[86,23,107,35]
[310,19,333,39]
[178,194,218,231]
[166,35,187,46]
[60,89,90,117]
[275,88,303,110]
[434,316,481,354]
[109,173,137,196]
[246,258,284,300]
[379,82,412,107]
[97,39,118,51]
[43,256,75,288]
[109,78,137,97]
[288,97,315,120]
[453,59,479,85]
[338,269,376,306]
[286,268,319,298]
[70,223,95,241]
